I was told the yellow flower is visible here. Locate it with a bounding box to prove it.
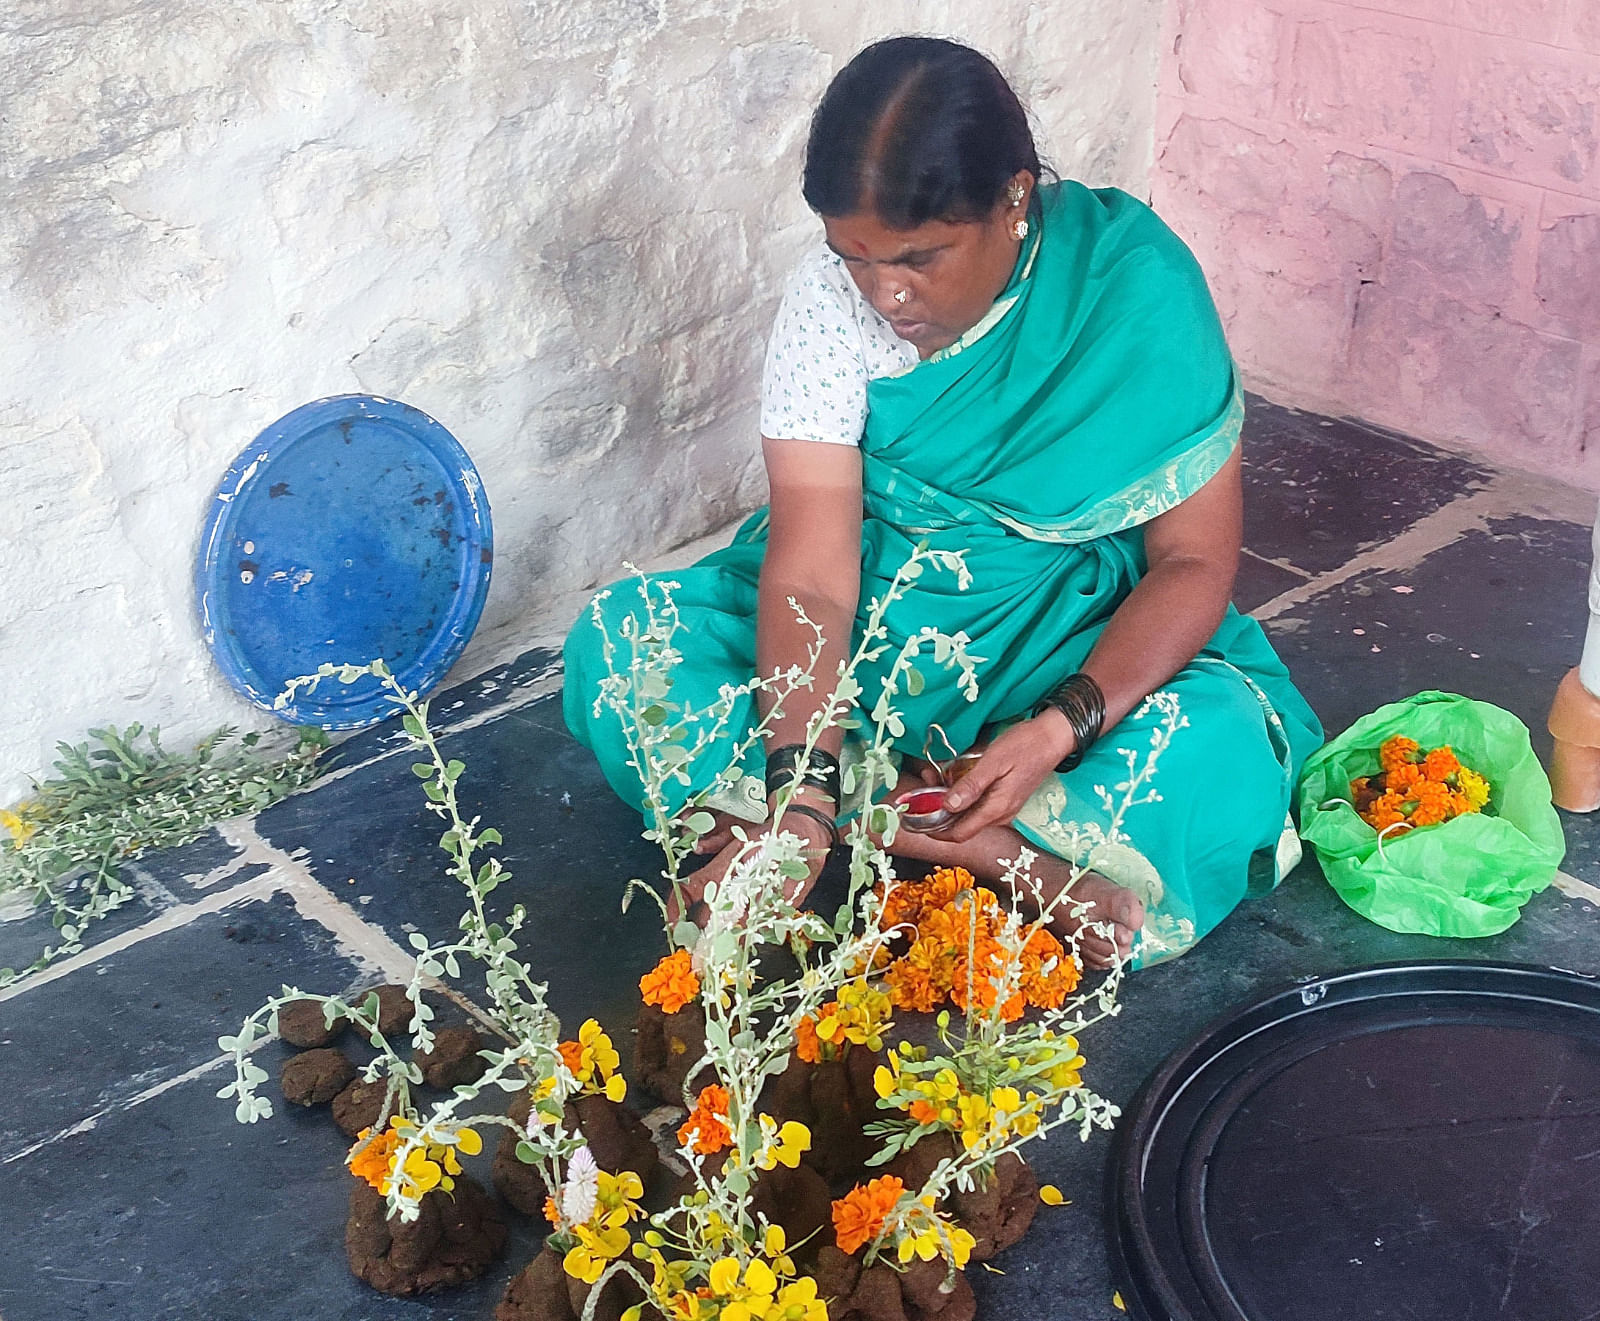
[770,1277,827,1321]
[762,1223,796,1276]
[707,1256,741,1294]
[558,1018,627,1102]
[0,806,37,847]
[755,1116,811,1171]
[1457,767,1490,810]
[888,1199,976,1269]
[563,1221,630,1284]
[1039,1184,1067,1206]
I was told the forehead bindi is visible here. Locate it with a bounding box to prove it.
[823,218,957,264]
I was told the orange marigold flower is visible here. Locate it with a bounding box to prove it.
[639,948,700,1014]
[886,961,940,1013]
[678,1084,732,1155]
[1363,791,1407,831]
[544,1195,561,1227]
[832,1175,905,1255]
[1422,746,1461,781]
[1406,780,1454,827]
[558,1039,584,1076]
[795,1015,822,1064]
[1379,736,1420,773]
[1386,762,1423,791]
[349,1125,400,1191]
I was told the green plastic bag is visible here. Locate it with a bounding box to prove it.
[1297,690,1565,937]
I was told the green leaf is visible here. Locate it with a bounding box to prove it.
[905,667,925,696]
[478,828,502,846]
[642,704,667,725]
[411,762,434,779]
[402,714,424,738]
[682,811,715,835]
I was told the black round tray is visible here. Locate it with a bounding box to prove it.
[1108,961,1600,1321]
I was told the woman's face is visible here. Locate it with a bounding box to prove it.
[822,172,1033,358]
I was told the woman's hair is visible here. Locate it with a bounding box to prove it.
[802,37,1044,227]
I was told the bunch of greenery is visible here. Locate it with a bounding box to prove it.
[216,542,1172,1321]
[0,723,326,986]
[220,661,587,1225]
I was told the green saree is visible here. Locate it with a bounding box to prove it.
[563,182,1323,967]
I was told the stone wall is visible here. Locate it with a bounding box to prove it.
[1153,0,1600,486]
[0,0,1163,798]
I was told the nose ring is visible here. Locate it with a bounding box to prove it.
[894,289,909,305]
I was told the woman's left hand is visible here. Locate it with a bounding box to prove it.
[932,710,1073,843]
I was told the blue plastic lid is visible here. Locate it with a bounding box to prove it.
[196,394,493,728]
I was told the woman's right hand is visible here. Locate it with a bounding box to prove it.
[668,806,834,925]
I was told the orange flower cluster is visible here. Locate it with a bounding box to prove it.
[348,1124,401,1190]
[832,1175,905,1255]
[640,948,700,1015]
[1352,737,1491,832]
[876,867,1080,1022]
[677,1083,732,1155]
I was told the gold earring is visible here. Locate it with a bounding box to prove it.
[894,289,910,304]
[1012,218,1029,241]
[1008,182,1025,206]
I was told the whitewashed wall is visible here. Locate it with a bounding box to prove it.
[0,0,1163,798]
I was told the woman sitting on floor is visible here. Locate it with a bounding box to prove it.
[564,36,1322,969]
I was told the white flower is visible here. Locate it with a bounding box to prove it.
[561,1146,599,1225]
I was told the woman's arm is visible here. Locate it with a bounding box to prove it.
[938,447,1243,838]
[757,438,866,752]
[684,438,863,880]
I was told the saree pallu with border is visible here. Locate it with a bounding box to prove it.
[563,182,1323,968]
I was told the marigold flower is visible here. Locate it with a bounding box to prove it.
[794,1014,822,1063]
[885,961,939,1012]
[1386,762,1424,791]
[1457,767,1491,810]
[1379,736,1420,773]
[347,1117,482,1200]
[1422,746,1461,780]
[832,1175,905,1255]
[678,1084,732,1155]
[640,948,701,1014]
[348,1124,400,1191]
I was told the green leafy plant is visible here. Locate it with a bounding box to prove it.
[0,724,326,985]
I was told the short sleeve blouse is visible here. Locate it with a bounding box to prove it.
[758,245,920,446]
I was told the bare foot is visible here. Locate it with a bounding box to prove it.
[1034,870,1145,971]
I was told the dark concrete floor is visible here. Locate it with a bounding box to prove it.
[2,396,1596,1321]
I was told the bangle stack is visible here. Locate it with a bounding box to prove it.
[765,744,840,848]
[1035,673,1106,774]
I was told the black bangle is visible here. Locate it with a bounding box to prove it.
[765,743,841,805]
[1035,673,1106,774]
[774,801,838,849]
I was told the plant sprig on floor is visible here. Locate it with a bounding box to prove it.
[0,724,326,986]
[222,660,591,1229]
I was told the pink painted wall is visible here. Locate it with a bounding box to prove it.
[1153,0,1600,484]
